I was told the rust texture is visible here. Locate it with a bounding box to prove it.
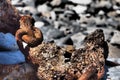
[15,15,43,47]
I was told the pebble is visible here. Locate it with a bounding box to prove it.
[46,28,65,39]
[110,31,120,45]
[34,21,45,29]
[37,4,50,13]
[72,5,87,14]
[55,36,73,46]
[69,0,92,5]
[71,32,86,49]
[107,66,120,80]
[22,6,38,15]
[22,0,35,6]
[50,0,62,6]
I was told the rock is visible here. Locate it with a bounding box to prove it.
[107,11,120,18]
[39,26,65,41]
[46,27,65,39]
[63,10,80,20]
[0,0,20,34]
[50,0,62,6]
[98,10,105,16]
[86,0,112,15]
[71,32,86,49]
[84,29,109,59]
[34,21,45,29]
[37,4,50,13]
[94,17,107,27]
[28,29,106,80]
[55,36,73,46]
[96,0,112,9]
[22,0,35,7]
[107,66,120,80]
[107,58,120,64]
[50,11,56,20]
[11,0,20,5]
[110,31,120,45]
[69,0,92,5]
[108,43,120,58]
[22,6,38,15]
[72,5,87,14]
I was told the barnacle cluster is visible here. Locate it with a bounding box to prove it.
[28,29,106,80]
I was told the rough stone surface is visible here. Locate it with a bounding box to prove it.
[29,29,106,80]
[0,0,20,34]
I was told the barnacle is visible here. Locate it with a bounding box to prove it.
[28,29,106,80]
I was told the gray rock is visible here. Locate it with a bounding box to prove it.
[107,66,120,80]
[50,0,62,6]
[37,4,50,13]
[71,32,86,49]
[110,31,120,45]
[108,43,120,58]
[46,28,65,39]
[22,0,35,6]
[11,0,21,5]
[69,0,92,5]
[39,26,65,41]
[55,36,73,46]
[107,58,120,64]
[34,21,45,29]
[22,6,38,15]
[72,5,87,14]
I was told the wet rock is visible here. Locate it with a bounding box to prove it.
[0,0,20,34]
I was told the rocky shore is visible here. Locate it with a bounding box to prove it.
[0,0,120,80]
